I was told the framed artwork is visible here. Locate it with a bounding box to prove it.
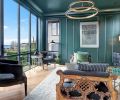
[80,22,99,48]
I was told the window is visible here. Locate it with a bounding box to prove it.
[20,6,29,67]
[31,14,37,52]
[48,21,59,36]
[80,22,99,48]
[4,0,18,58]
[47,20,60,54]
[3,0,40,71]
[20,6,29,52]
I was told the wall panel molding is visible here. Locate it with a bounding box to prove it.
[66,18,68,60]
[73,20,74,52]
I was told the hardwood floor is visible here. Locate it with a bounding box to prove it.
[0,65,120,100]
[0,65,53,100]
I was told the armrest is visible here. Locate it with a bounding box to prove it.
[0,62,23,79]
[0,59,18,64]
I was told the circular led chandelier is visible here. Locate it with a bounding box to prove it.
[65,0,99,19]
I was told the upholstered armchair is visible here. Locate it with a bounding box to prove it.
[0,59,27,96]
[41,51,56,69]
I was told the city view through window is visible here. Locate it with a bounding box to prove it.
[4,0,37,69]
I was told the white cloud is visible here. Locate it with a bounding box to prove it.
[4,25,8,30]
[4,38,17,45]
[4,38,29,45]
[21,39,28,43]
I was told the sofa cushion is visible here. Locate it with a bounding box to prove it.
[0,73,15,83]
[78,63,109,72]
[61,81,81,97]
[87,92,100,100]
[0,62,23,79]
[0,73,15,80]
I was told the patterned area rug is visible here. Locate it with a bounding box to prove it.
[24,66,66,100]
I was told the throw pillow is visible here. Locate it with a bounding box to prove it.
[76,51,89,63]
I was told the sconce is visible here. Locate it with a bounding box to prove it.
[119,36,120,41]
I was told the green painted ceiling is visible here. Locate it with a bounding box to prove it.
[30,0,120,14]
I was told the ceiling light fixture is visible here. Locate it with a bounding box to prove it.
[65,0,99,19]
[69,0,94,12]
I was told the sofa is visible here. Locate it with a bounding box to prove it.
[56,63,117,100]
[0,59,27,96]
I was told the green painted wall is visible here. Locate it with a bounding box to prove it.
[45,13,120,65]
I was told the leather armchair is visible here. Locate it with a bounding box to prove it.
[0,59,27,96]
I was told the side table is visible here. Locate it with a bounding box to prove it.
[31,55,43,67]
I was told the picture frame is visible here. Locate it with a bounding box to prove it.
[80,22,99,48]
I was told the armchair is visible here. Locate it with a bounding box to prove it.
[41,51,56,69]
[0,59,27,96]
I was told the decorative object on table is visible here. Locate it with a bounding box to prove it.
[80,22,99,48]
[65,0,99,19]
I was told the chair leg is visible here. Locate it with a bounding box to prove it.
[43,64,44,70]
[24,80,27,96]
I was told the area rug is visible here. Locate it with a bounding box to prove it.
[24,66,66,100]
